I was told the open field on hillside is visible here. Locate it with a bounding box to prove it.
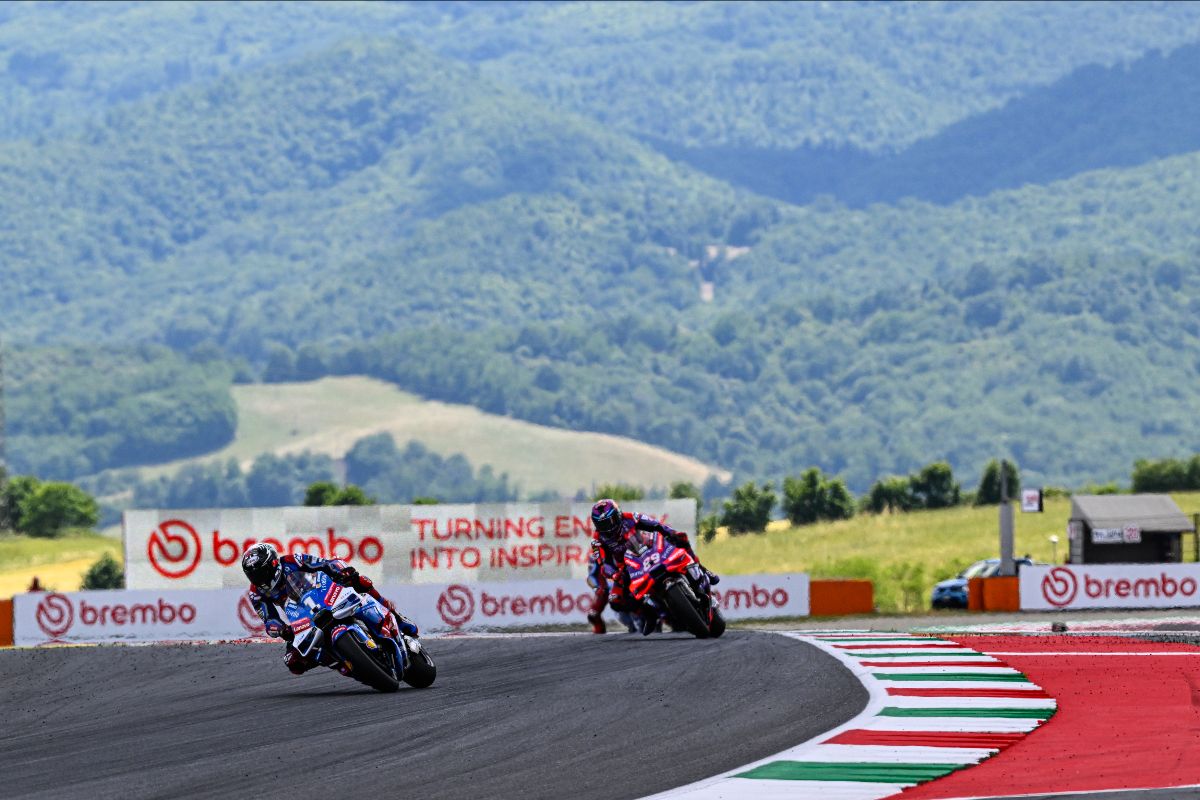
[0,533,121,597]
[703,493,1200,613]
[142,376,729,497]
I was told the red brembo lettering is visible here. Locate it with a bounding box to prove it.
[212,528,382,566]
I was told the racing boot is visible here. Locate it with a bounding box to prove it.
[617,610,638,634]
[587,610,607,634]
[587,587,608,634]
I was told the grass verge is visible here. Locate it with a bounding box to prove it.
[702,492,1200,613]
[0,532,122,597]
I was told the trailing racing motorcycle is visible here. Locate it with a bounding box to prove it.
[284,569,436,692]
[623,528,725,639]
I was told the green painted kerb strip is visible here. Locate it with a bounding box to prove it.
[873,672,1030,682]
[736,761,961,783]
[880,706,1052,718]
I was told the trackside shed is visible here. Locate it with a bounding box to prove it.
[1068,494,1194,564]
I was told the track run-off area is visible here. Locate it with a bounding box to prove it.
[4,628,1200,800]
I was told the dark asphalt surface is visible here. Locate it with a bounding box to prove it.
[0,631,864,800]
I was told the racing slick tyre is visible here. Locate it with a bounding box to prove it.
[708,606,726,638]
[401,637,437,689]
[334,634,401,693]
[665,582,710,639]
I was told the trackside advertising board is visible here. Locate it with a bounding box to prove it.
[13,573,808,645]
[1021,564,1200,611]
[123,501,697,590]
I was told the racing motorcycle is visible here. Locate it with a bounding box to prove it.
[284,570,436,693]
[623,528,725,639]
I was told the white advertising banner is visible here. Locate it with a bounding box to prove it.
[403,573,810,631]
[1021,563,1200,611]
[13,588,264,647]
[13,572,808,645]
[123,501,697,590]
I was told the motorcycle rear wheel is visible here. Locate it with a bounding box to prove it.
[334,633,400,693]
[665,582,709,638]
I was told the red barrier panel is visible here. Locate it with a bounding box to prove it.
[0,598,13,647]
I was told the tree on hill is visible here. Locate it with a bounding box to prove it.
[864,475,916,514]
[304,481,375,506]
[19,482,99,538]
[720,481,775,535]
[782,468,855,526]
[910,462,961,510]
[975,460,1021,505]
[81,552,125,590]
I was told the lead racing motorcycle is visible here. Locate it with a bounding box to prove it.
[284,570,436,693]
[623,528,725,639]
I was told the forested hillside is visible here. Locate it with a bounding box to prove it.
[4,2,1198,150]
[2,2,1200,501]
[657,43,1200,207]
[0,38,769,354]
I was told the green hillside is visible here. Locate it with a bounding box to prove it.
[0,38,768,354]
[4,2,1198,151]
[659,42,1200,207]
[2,4,1200,503]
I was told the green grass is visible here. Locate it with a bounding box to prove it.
[703,493,1200,613]
[142,375,729,496]
[0,531,118,573]
[0,531,122,597]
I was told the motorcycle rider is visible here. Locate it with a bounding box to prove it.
[586,499,719,635]
[242,542,419,675]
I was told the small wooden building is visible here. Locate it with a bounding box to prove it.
[1068,494,1194,564]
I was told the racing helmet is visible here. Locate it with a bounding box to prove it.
[591,499,624,537]
[242,542,283,593]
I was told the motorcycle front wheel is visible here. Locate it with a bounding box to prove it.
[401,637,437,689]
[664,582,710,638]
[334,633,401,693]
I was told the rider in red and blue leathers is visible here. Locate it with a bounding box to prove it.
[586,499,718,634]
[242,543,418,675]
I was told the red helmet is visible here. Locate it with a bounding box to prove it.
[591,499,624,537]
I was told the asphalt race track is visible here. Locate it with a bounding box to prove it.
[0,631,865,800]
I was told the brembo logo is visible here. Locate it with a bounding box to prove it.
[435,584,596,628]
[146,519,383,579]
[1041,567,1079,608]
[34,593,197,640]
[35,593,74,640]
[437,585,475,627]
[147,519,202,579]
[1041,566,1200,607]
[712,584,789,610]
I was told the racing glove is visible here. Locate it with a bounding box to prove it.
[265,619,294,642]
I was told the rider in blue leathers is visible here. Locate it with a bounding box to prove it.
[242,542,418,675]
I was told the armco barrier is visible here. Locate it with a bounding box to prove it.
[12,573,810,645]
[0,598,12,647]
[808,579,873,616]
